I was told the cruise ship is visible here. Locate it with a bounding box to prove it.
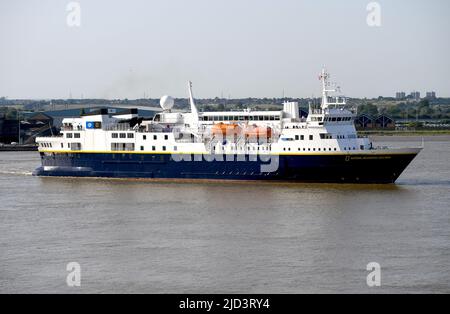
[33,70,421,183]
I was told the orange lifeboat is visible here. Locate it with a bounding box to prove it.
[211,123,241,137]
[244,125,272,139]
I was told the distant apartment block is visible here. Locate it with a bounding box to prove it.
[426,91,436,99]
[410,91,421,101]
[396,92,406,100]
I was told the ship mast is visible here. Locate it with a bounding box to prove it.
[319,68,343,110]
[188,81,199,125]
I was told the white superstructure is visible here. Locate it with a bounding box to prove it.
[36,70,383,156]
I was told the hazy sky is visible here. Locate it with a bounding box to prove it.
[1,0,449,99]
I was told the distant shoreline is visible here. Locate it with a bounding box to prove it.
[358,130,450,135]
[369,134,450,142]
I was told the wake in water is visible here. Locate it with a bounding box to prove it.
[397,179,450,186]
[0,170,33,176]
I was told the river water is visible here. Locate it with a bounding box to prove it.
[0,137,449,293]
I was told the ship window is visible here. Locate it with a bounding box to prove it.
[174,146,177,151]
[140,146,144,151]
[70,143,81,151]
[143,135,146,140]
[300,135,304,140]
[66,133,72,138]
[127,133,134,138]
[360,145,364,150]
[164,135,168,140]
[295,135,299,140]
[112,133,118,138]
[337,117,342,122]
[309,135,313,140]
[74,133,80,138]
[120,133,126,138]
[162,146,166,151]
[153,135,157,140]
[61,143,63,148]
[152,146,156,151]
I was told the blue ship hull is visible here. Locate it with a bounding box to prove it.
[33,151,418,183]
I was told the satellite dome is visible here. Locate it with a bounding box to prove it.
[160,95,174,110]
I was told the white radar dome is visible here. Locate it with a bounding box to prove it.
[160,95,174,110]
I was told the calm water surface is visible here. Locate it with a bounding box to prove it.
[0,138,449,293]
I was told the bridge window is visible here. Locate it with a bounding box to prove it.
[127,133,134,138]
[120,133,126,138]
[112,133,118,138]
[74,133,80,138]
[309,135,313,140]
[66,133,72,138]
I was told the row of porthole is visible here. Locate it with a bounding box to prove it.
[283,147,359,152]
[142,134,169,141]
[214,171,276,176]
[139,145,177,151]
